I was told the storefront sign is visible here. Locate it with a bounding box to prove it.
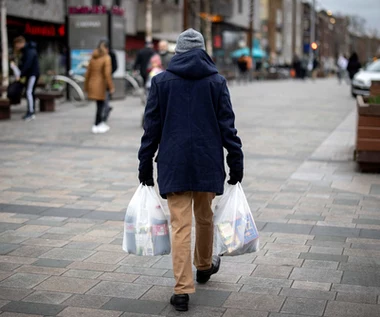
[7,18,65,37]
[69,15,108,48]
[68,6,107,14]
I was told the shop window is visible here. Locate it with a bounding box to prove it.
[238,0,243,14]
[33,0,46,4]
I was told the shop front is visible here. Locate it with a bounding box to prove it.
[7,16,66,75]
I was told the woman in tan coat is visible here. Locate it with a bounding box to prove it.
[85,42,115,134]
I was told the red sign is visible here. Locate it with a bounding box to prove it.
[68,6,107,14]
[25,23,56,37]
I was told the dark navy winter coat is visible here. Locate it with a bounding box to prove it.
[19,42,40,78]
[138,49,243,198]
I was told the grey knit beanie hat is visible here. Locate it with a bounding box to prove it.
[175,28,206,54]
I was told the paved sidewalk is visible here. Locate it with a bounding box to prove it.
[0,79,379,316]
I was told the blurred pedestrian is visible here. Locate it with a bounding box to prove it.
[97,40,118,123]
[133,42,155,85]
[13,36,40,121]
[312,57,319,80]
[337,54,348,84]
[146,54,164,92]
[158,40,174,70]
[84,42,114,134]
[292,55,301,79]
[237,54,252,83]
[347,52,361,81]
[138,28,244,312]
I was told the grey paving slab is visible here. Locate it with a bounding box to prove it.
[22,291,71,305]
[369,184,380,195]
[116,265,167,276]
[302,260,339,269]
[342,271,380,287]
[0,273,48,289]
[324,300,380,317]
[133,275,175,287]
[332,199,359,206]
[58,306,123,317]
[61,294,111,309]
[101,298,167,315]
[160,304,226,317]
[251,265,293,279]
[84,251,126,264]
[223,292,285,312]
[253,256,303,267]
[261,223,313,235]
[0,223,23,232]
[336,292,377,304]
[0,204,48,215]
[223,308,268,317]
[32,259,73,268]
[351,243,380,251]
[359,229,380,239]
[269,314,316,317]
[63,241,101,250]
[0,288,33,301]
[290,268,342,283]
[35,276,100,294]
[9,246,52,258]
[87,281,150,299]
[338,262,380,273]
[62,269,103,279]
[0,233,30,244]
[311,226,360,237]
[239,285,281,295]
[353,218,380,225]
[83,211,124,221]
[280,288,335,300]
[39,248,94,261]
[1,301,65,315]
[0,244,19,255]
[280,297,326,316]
[313,235,347,242]
[41,208,91,218]
[239,276,293,288]
[299,252,348,262]
[286,214,325,221]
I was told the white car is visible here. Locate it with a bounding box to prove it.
[351,60,380,97]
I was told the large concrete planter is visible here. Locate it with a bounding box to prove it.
[355,82,380,172]
[0,97,11,120]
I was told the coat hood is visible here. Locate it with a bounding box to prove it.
[167,49,218,80]
[23,41,37,51]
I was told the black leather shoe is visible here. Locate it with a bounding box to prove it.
[196,256,221,284]
[170,294,189,311]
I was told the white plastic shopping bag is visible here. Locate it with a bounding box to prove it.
[214,183,259,256]
[122,184,171,256]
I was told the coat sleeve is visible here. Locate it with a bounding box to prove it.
[138,77,161,179]
[104,56,114,92]
[19,49,35,77]
[217,79,244,171]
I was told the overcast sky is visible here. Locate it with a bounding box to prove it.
[316,0,380,32]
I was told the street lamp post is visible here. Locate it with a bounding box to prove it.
[309,0,316,68]
[1,0,8,98]
[145,0,153,44]
[248,0,254,58]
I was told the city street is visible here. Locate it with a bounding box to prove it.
[0,78,380,317]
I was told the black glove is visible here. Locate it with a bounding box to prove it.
[138,170,154,186]
[228,170,243,185]
[141,178,154,186]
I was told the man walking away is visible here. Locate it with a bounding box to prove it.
[133,42,155,85]
[13,36,40,121]
[138,28,244,312]
[347,52,361,82]
[158,40,174,70]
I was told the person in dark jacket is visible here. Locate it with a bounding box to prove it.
[133,42,155,85]
[14,36,40,121]
[347,52,362,81]
[138,29,244,312]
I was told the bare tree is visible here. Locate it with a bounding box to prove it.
[1,0,8,98]
[145,0,153,43]
[204,0,212,56]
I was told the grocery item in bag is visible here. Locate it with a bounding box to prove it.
[123,184,171,256]
[214,183,259,256]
